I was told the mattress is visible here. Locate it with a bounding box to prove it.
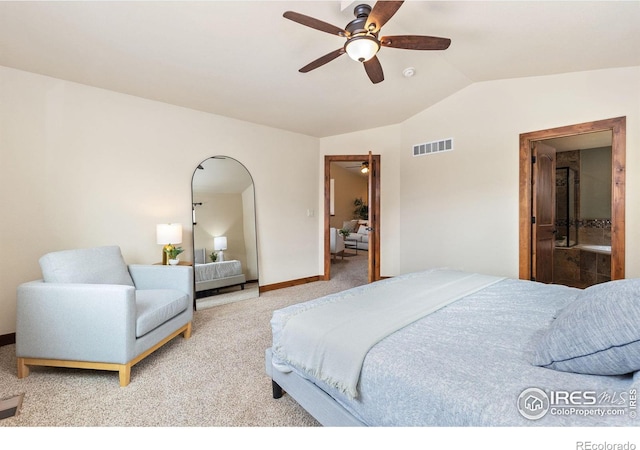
[269,270,640,426]
[194,260,242,283]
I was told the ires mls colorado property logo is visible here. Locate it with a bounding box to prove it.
[518,387,550,420]
[517,387,637,420]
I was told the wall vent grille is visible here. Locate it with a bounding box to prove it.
[412,138,453,157]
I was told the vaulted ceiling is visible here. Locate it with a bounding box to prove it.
[1,1,638,137]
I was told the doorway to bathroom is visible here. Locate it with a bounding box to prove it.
[518,117,626,287]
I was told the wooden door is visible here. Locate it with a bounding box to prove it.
[366,152,381,282]
[532,141,556,283]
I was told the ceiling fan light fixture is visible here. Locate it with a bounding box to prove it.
[283,2,451,84]
[345,35,380,62]
[361,162,370,174]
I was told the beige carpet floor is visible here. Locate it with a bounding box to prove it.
[0,252,368,427]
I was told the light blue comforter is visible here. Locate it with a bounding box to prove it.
[272,269,503,398]
[271,272,640,426]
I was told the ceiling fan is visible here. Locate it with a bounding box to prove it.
[344,161,370,174]
[283,1,451,84]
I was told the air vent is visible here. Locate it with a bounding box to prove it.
[413,138,453,157]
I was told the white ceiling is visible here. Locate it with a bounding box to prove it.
[0,1,639,138]
[544,130,612,152]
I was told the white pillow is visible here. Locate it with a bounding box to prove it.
[357,225,368,234]
[531,279,640,375]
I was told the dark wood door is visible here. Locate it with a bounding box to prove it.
[532,141,556,283]
[366,152,381,282]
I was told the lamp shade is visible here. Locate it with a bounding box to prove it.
[156,223,182,245]
[214,236,227,251]
[345,35,380,62]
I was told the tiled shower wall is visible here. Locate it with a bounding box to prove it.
[577,219,612,246]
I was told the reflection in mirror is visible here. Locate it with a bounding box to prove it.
[191,156,258,310]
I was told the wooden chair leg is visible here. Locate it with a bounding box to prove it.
[118,365,131,387]
[183,322,192,339]
[17,358,29,379]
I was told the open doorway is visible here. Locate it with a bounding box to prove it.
[324,154,381,283]
[519,117,626,286]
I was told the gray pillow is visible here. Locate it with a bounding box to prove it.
[39,245,134,286]
[531,279,640,375]
[341,220,358,233]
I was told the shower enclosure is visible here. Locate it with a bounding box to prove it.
[555,166,578,247]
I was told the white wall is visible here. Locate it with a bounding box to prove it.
[399,66,640,278]
[193,191,248,266]
[3,64,639,336]
[580,147,612,219]
[0,66,319,335]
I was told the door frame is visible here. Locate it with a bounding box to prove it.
[324,154,381,282]
[519,116,626,281]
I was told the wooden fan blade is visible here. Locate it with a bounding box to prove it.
[283,11,346,36]
[299,48,346,73]
[363,56,384,84]
[366,1,404,34]
[380,35,451,50]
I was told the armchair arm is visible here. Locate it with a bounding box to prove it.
[16,281,137,363]
[330,229,345,253]
[128,265,193,300]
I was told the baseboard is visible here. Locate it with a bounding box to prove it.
[259,275,322,293]
[0,333,16,347]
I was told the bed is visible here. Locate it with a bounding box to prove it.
[266,268,640,426]
[194,248,246,294]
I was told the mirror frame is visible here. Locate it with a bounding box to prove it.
[191,156,259,309]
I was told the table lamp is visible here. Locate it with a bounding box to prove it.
[214,236,227,262]
[157,223,182,265]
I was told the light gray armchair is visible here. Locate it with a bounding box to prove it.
[16,246,193,386]
[330,227,345,259]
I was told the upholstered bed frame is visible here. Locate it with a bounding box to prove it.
[265,348,364,426]
[193,248,246,294]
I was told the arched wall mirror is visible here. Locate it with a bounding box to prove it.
[191,156,259,310]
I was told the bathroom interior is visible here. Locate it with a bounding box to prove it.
[550,134,612,288]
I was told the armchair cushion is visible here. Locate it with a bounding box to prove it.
[135,289,189,338]
[39,245,134,286]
